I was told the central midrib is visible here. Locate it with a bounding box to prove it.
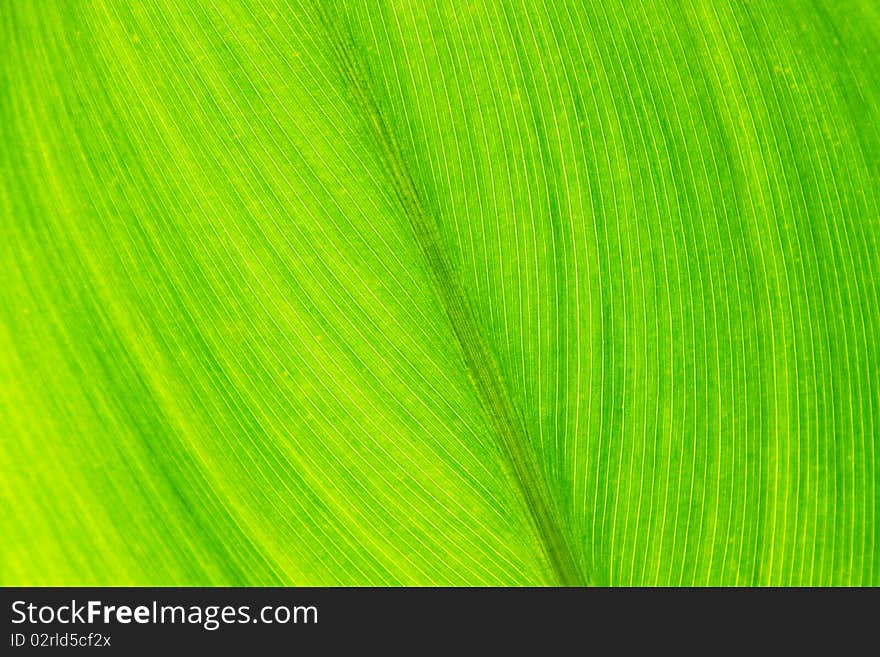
[317,9,588,587]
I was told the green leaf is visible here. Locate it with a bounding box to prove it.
[1,0,878,586]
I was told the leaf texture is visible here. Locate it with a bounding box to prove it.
[1,0,878,585]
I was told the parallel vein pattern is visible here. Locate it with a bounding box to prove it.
[1,0,878,585]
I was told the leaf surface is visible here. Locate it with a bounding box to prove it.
[1,0,878,585]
